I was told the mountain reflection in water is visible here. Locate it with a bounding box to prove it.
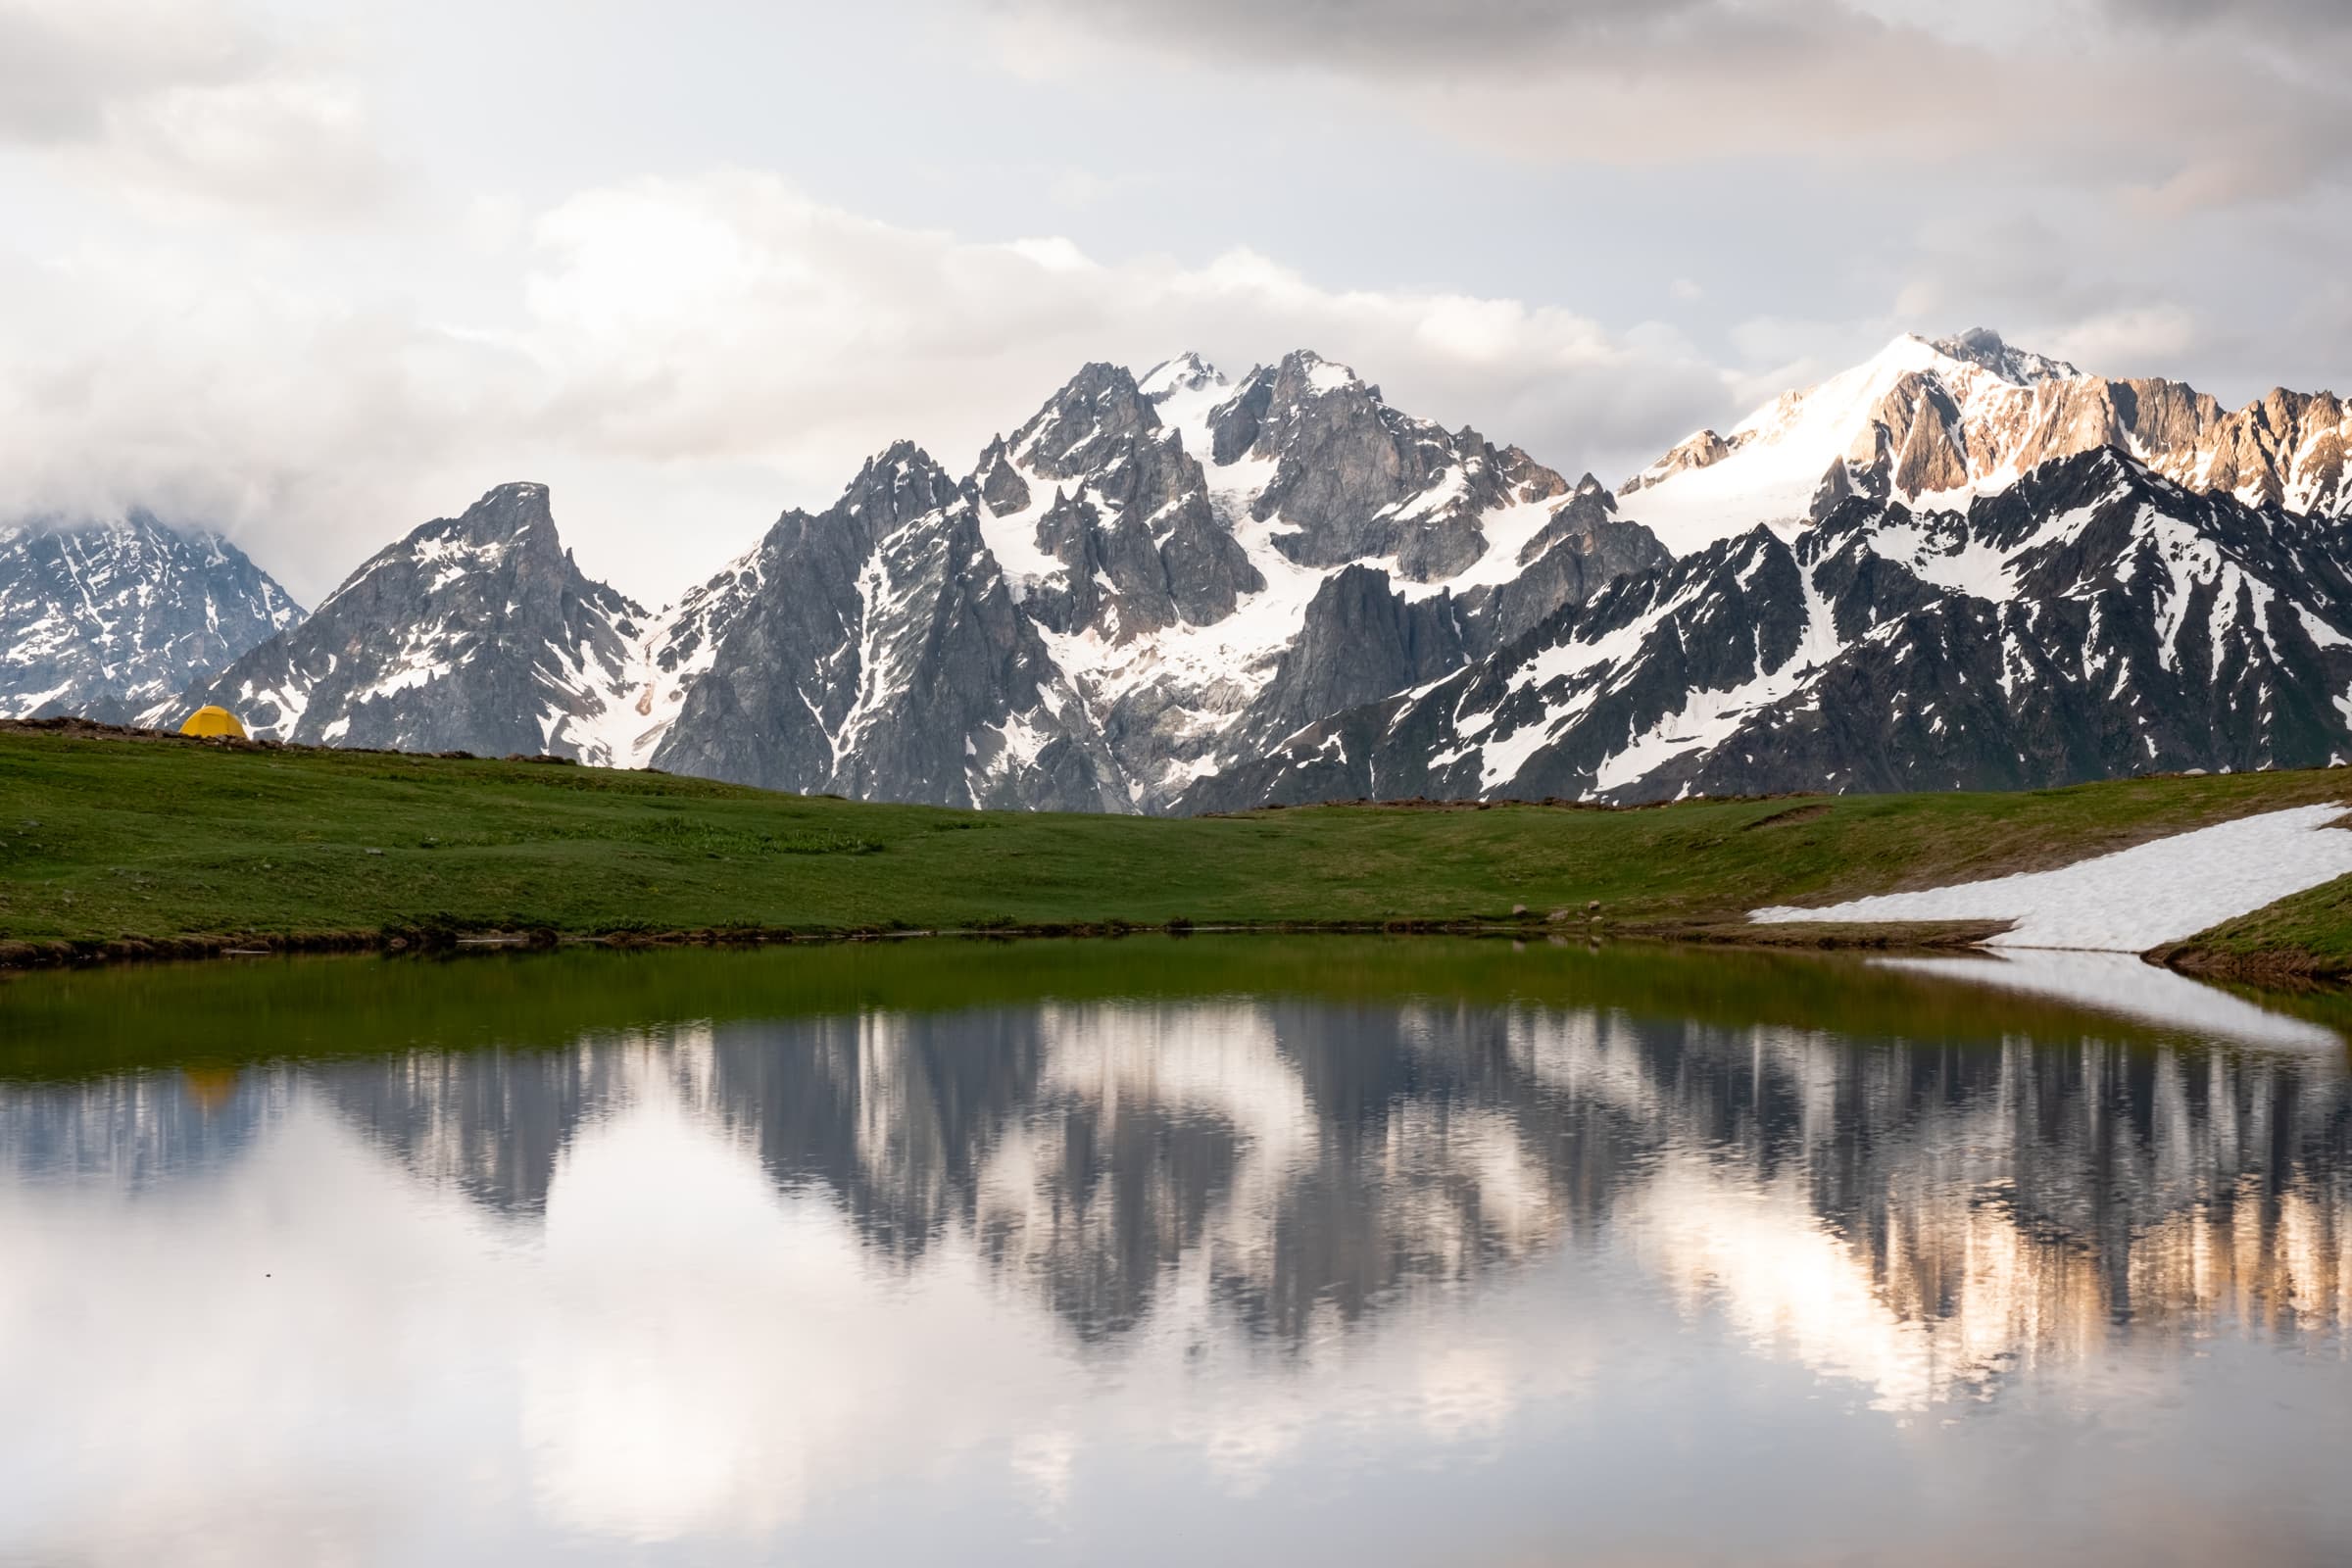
[2,942,2349,1565]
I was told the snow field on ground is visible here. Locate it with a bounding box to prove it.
[1750,802,2352,952]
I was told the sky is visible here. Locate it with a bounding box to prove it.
[1,0,2347,604]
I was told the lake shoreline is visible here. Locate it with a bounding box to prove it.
[0,914,2110,979]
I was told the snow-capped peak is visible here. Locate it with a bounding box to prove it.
[1927,327,2080,387]
[1805,329,2075,407]
[1280,349,1362,397]
[1139,352,1226,402]
[1617,330,2111,556]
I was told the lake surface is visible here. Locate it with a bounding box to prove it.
[4,938,2350,1566]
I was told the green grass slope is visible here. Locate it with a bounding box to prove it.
[5,722,2351,965]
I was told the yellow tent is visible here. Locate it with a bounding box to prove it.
[179,706,248,739]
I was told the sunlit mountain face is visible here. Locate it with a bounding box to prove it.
[4,949,2351,1563]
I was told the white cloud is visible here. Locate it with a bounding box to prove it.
[0,0,391,219]
[0,0,261,141]
[989,0,2352,213]
[515,172,1727,475]
[2029,304,2206,378]
[0,171,1734,603]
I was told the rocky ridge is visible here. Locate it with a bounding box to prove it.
[1622,329,2350,555]
[1189,447,2352,808]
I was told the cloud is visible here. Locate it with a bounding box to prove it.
[991,0,1712,71]
[2103,0,2352,30]
[513,173,1733,497]
[2028,304,2208,377]
[0,0,391,218]
[987,0,2352,212]
[0,0,259,142]
[0,172,1734,603]
[2,157,2328,608]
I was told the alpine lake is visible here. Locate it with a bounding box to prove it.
[5,935,2350,1566]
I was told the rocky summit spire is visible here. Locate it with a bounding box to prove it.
[1009,364,1162,482]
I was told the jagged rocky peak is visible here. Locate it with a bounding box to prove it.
[1273,347,1373,400]
[1007,364,1164,483]
[971,434,1031,516]
[1201,350,1347,461]
[1213,349,1578,581]
[2191,385,2350,515]
[967,357,1259,646]
[1613,329,2120,552]
[449,480,555,542]
[320,480,638,630]
[649,428,1133,814]
[841,441,962,529]
[1620,428,1738,495]
[1514,473,1623,569]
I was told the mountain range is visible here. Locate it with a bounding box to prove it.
[7,328,2350,811]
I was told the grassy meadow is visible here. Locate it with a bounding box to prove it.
[5,720,2352,975]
